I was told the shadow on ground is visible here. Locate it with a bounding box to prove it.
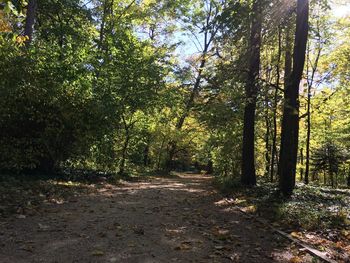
[0,173,303,263]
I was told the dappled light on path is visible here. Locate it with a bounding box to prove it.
[0,173,305,262]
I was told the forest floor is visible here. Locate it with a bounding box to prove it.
[0,173,343,263]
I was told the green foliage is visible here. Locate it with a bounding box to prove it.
[0,0,167,173]
[0,43,94,171]
[311,140,349,186]
[1,1,350,254]
[1,0,350,192]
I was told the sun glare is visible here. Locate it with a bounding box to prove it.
[333,3,350,17]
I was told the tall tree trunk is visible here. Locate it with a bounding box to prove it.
[284,23,293,88]
[270,26,283,182]
[278,0,309,196]
[264,59,272,179]
[305,36,322,184]
[304,48,311,185]
[305,85,311,184]
[241,0,262,186]
[300,148,304,181]
[264,101,271,178]
[24,0,37,46]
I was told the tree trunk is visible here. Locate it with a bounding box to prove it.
[305,86,311,184]
[300,148,304,181]
[241,0,262,186]
[305,36,322,185]
[264,92,271,178]
[118,116,133,176]
[24,0,37,46]
[278,0,309,196]
[156,137,166,171]
[206,159,213,174]
[284,24,293,83]
[143,143,150,166]
[98,0,114,51]
[270,26,282,182]
[165,141,176,172]
[119,130,130,176]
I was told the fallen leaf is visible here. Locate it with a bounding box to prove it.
[175,242,192,251]
[38,223,49,231]
[289,256,302,263]
[290,232,302,239]
[20,245,34,252]
[92,249,104,256]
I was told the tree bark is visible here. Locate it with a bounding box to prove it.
[305,87,311,184]
[143,143,150,166]
[300,148,304,181]
[278,0,309,196]
[305,34,322,184]
[264,102,271,179]
[118,116,134,176]
[24,0,37,46]
[206,159,213,174]
[270,26,283,182]
[241,0,262,186]
[118,129,130,176]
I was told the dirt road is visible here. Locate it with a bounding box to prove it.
[0,174,301,262]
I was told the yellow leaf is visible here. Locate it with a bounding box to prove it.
[290,232,302,239]
[289,256,302,263]
[92,250,104,256]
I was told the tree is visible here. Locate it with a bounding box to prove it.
[165,0,224,172]
[24,0,37,46]
[241,0,262,186]
[278,0,309,195]
[311,140,348,187]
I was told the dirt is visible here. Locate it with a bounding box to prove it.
[0,173,315,262]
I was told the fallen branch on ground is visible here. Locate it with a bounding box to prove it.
[223,198,339,263]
